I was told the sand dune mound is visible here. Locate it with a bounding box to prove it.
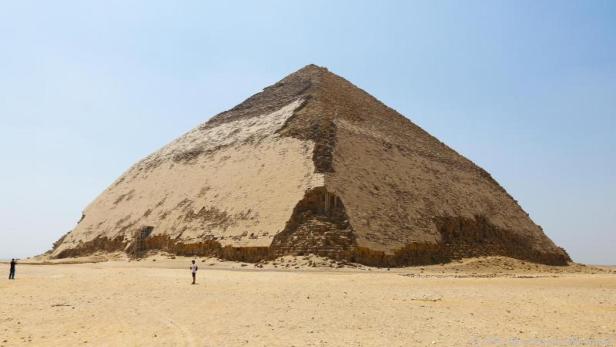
[49,65,570,266]
[433,256,606,275]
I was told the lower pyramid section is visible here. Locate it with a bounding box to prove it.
[51,184,570,266]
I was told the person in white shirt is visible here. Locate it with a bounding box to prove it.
[190,260,198,284]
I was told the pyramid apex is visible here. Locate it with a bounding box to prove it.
[298,64,328,72]
[282,64,330,81]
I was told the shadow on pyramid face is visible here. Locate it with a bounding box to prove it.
[270,187,355,260]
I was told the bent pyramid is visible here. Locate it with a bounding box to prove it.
[50,65,570,266]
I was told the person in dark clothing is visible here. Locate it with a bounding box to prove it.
[9,259,16,280]
[190,260,198,284]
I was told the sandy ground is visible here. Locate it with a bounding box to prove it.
[1,256,616,346]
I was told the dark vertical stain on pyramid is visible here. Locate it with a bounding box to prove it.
[50,64,570,266]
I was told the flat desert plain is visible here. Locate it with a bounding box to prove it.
[1,255,615,346]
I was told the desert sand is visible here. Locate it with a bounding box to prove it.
[2,256,615,346]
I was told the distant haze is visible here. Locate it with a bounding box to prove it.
[1,1,614,264]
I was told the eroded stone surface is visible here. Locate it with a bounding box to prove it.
[52,99,324,257]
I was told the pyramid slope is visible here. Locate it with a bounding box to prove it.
[52,99,324,259]
[50,65,569,266]
[314,69,567,265]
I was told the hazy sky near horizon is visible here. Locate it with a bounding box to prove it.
[1,1,614,263]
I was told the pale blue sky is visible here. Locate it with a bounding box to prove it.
[1,1,614,264]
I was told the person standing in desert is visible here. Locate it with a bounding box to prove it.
[190,259,198,284]
[8,258,16,280]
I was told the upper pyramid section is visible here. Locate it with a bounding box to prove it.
[49,65,570,266]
